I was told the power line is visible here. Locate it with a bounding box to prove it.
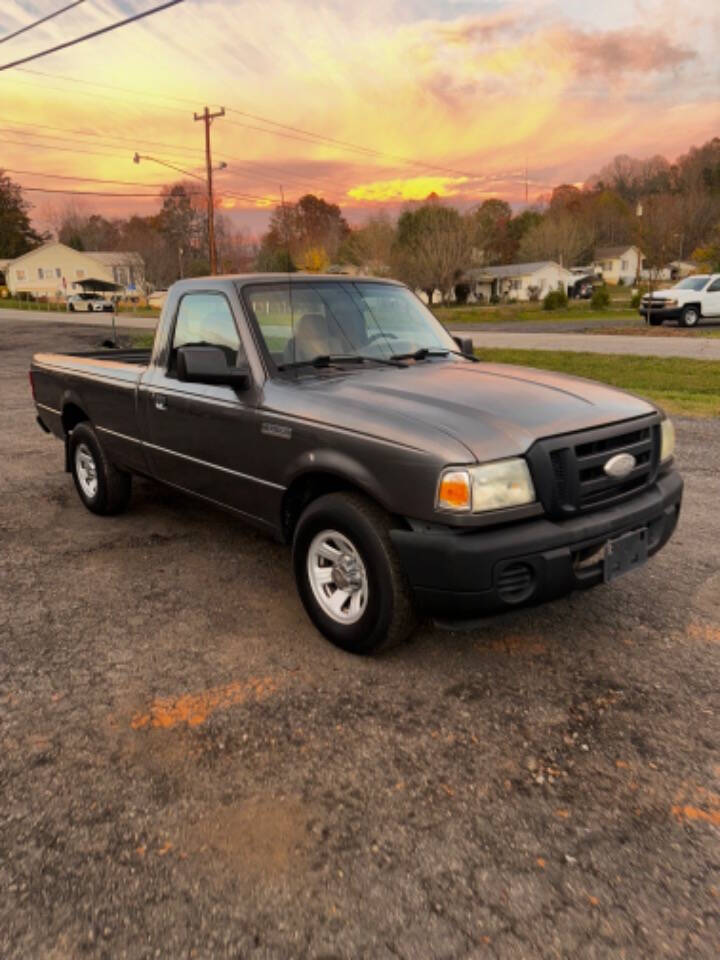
[19,185,203,197]
[0,0,185,72]
[1,118,335,196]
[0,0,85,46]
[2,167,186,188]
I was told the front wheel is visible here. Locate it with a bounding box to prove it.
[69,422,132,515]
[292,492,418,654]
[648,315,663,327]
[680,306,700,327]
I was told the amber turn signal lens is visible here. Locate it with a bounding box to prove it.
[437,470,471,510]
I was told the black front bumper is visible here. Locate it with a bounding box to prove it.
[390,469,682,618]
[639,306,682,321]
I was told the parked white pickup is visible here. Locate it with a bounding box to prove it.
[640,274,720,327]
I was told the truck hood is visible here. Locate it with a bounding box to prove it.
[287,359,657,462]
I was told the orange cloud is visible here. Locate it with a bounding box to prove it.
[348,176,468,203]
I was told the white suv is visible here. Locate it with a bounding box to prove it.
[640,274,720,327]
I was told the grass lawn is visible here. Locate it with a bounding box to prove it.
[587,325,720,339]
[476,348,720,418]
[0,298,159,318]
[434,302,636,325]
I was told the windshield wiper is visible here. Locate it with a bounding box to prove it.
[277,353,407,371]
[389,347,479,363]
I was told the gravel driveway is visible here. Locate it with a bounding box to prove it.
[2,320,718,959]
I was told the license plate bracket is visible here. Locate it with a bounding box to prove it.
[603,528,648,583]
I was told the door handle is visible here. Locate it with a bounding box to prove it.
[152,392,167,411]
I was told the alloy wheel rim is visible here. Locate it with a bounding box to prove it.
[307,529,369,625]
[75,443,98,499]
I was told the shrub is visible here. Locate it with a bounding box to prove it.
[543,287,569,311]
[591,286,611,309]
[630,291,641,309]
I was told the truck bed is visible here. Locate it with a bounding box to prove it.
[64,348,152,365]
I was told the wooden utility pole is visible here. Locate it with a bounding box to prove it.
[194,105,225,274]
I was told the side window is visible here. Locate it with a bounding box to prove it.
[170,292,243,373]
[707,278,720,292]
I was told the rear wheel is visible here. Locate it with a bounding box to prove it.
[648,316,663,326]
[69,422,131,515]
[68,303,75,312]
[292,492,418,654]
[680,305,700,327]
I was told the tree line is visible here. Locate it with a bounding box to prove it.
[2,136,719,296]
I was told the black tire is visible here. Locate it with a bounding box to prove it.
[680,305,700,328]
[68,303,75,312]
[69,422,132,515]
[648,315,663,327]
[292,492,418,654]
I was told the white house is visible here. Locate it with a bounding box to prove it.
[592,245,641,285]
[5,242,144,299]
[464,261,575,302]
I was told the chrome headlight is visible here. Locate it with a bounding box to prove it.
[437,458,536,513]
[660,418,675,463]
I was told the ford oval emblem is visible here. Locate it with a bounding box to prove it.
[604,452,636,478]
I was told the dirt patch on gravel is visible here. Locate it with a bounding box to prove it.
[181,797,314,882]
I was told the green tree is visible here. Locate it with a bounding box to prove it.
[469,198,512,264]
[0,171,46,258]
[260,194,349,267]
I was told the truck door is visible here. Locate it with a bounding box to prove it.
[704,276,720,317]
[140,290,279,525]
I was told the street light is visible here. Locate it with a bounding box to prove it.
[132,152,226,181]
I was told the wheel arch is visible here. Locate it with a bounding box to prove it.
[61,392,91,470]
[280,459,408,543]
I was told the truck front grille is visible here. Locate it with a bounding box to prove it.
[528,416,661,518]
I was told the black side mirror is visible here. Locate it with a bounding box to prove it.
[453,335,474,357]
[177,345,251,389]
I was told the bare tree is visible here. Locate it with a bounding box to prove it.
[392,203,472,303]
[518,213,594,267]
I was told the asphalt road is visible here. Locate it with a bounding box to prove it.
[449,329,720,360]
[2,319,719,959]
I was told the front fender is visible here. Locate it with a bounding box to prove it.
[282,448,396,514]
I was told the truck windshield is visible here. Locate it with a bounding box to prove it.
[674,277,710,291]
[242,281,457,370]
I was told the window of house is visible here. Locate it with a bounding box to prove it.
[38,268,44,279]
[170,292,243,374]
[621,260,628,270]
[16,269,25,280]
[510,278,522,290]
[56,268,61,278]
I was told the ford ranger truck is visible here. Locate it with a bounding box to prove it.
[30,275,682,654]
[640,273,720,327]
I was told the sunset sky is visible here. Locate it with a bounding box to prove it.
[2,0,719,234]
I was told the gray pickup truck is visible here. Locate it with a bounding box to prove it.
[30,274,682,653]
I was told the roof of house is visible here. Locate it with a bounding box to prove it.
[594,245,638,260]
[89,251,143,267]
[4,241,142,269]
[466,261,569,280]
